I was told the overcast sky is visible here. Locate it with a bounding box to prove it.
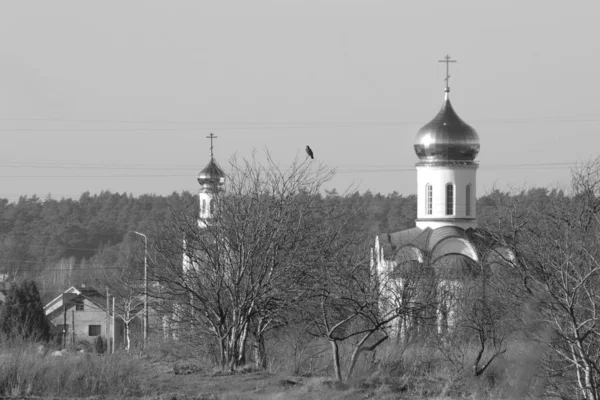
[1,1,599,201]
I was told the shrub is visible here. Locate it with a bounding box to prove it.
[173,360,204,375]
[94,336,107,354]
[0,279,50,341]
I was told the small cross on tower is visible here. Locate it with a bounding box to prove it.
[206,133,217,159]
[438,55,457,92]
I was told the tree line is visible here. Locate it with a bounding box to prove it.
[0,181,420,303]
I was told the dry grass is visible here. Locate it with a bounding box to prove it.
[0,340,143,398]
[0,336,546,399]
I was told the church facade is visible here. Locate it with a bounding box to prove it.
[373,60,483,337]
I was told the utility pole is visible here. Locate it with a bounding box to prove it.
[133,231,148,347]
[63,294,67,349]
[112,297,115,354]
[72,308,75,345]
[105,286,110,339]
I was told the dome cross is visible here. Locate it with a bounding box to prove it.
[206,133,217,159]
[438,55,457,92]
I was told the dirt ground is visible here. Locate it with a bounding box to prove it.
[136,360,406,400]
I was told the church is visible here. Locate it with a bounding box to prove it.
[372,56,484,337]
[185,58,498,339]
[182,133,226,274]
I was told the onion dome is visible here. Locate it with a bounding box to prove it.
[414,90,480,162]
[197,158,225,186]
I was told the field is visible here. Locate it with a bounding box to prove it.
[0,347,411,400]
[0,338,534,400]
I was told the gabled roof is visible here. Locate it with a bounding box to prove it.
[44,286,106,316]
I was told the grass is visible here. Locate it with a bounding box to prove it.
[0,340,142,398]
[0,336,544,399]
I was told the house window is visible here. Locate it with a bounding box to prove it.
[466,184,471,216]
[75,298,84,311]
[446,184,454,215]
[88,325,101,336]
[426,184,432,215]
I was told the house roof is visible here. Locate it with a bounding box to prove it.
[44,286,106,316]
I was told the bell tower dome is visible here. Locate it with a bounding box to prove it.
[415,56,479,230]
[197,133,225,228]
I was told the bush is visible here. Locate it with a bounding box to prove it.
[173,360,204,375]
[0,279,50,341]
[94,336,107,354]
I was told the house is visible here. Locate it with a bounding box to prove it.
[44,285,130,349]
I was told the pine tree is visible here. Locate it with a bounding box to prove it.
[0,279,50,340]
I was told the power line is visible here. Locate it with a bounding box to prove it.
[0,160,581,178]
[0,114,600,126]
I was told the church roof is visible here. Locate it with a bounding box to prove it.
[429,226,467,250]
[198,158,226,185]
[414,90,480,163]
[379,225,480,274]
[381,226,469,254]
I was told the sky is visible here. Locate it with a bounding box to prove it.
[1,0,599,202]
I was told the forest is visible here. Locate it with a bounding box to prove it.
[0,187,426,303]
[0,185,559,305]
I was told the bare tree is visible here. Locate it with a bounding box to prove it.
[149,151,362,370]
[483,158,600,400]
[302,242,438,382]
[97,264,145,353]
[445,267,509,378]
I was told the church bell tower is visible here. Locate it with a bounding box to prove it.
[196,133,225,228]
[414,56,480,230]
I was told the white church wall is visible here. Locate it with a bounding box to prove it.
[416,164,477,230]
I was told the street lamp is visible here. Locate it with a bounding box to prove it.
[132,231,148,347]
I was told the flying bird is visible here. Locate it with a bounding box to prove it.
[305,145,314,159]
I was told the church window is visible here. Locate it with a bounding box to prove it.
[466,184,471,216]
[426,184,432,215]
[209,199,213,215]
[201,199,206,214]
[446,184,454,215]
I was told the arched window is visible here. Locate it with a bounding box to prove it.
[426,184,432,215]
[201,199,206,214]
[445,183,454,215]
[465,184,471,216]
[209,199,213,215]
